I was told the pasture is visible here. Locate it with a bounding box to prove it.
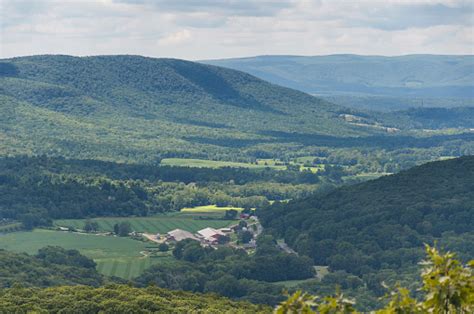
[54,214,236,234]
[160,158,286,170]
[0,229,168,279]
[180,205,243,213]
[161,157,325,173]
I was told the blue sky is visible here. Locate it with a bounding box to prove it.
[1,0,473,59]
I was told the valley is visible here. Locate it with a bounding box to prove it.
[0,55,472,312]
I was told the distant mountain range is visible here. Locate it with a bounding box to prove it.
[204,55,474,111]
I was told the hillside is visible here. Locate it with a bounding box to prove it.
[0,247,103,288]
[0,55,376,163]
[204,55,474,111]
[259,156,474,275]
[0,284,271,313]
[0,155,322,225]
[384,107,474,129]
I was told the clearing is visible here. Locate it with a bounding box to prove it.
[54,214,236,234]
[0,229,169,279]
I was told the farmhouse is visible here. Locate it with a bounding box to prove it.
[197,227,226,244]
[166,229,198,242]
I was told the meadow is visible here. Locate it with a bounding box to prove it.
[54,214,236,234]
[160,158,287,170]
[180,205,243,213]
[0,229,168,279]
[161,157,324,173]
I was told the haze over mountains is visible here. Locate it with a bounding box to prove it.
[204,54,474,111]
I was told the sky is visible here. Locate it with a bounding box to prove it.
[0,0,473,60]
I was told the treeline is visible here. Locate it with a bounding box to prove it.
[276,246,473,313]
[0,246,103,288]
[0,156,325,227]
[259,156,474,297]
[135,235,315,305]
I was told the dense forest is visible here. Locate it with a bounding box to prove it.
[0,155,329,227]
[0,247,103,287]
[1,55,472,170]
[0,285,271,313]
[135,235,314,305]
[259,156,474,302]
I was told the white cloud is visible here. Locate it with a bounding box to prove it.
[0,0,472,59]
[158,29,191,46]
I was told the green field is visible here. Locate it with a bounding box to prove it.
[54,215,236,234]
[181,205,243,213]
[160,157,328,173]
[161,158,286,170]
[0,222,22,233]
[0,229,168,279]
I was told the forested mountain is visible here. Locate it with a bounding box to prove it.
[0,247,103,287]
[384,107,474,129]
[259,156,474,295]
[0,55,377,163]
[1,55,473,168]
[204,55,474,111]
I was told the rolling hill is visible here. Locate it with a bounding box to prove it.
[259,156,474,273]
[0,55,379,163]
[204,54,474,111]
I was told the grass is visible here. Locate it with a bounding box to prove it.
[161,158,286,170]
[0,222,22,233]
[180,205,243,213]
[54,214,236,234]
[160,157,329,173]
[0,229,168,279]
[271,278,319,288]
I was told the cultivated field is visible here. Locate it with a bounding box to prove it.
[160,158,287,170]
[0,229,167,279]
[54,214,236,234]
[161,157,325,173]
[180,205,243,213]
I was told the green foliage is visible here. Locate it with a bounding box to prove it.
[260,156,474,307]
[158,243,169,252]
[0,247,103,288]
[420,245,474,313]
[0,155,323,224]
[0,284,271,313]
[136,236,314,305]
[114,221,132,236]
[276,246,474,313]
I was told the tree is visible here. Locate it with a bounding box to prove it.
[276,245,474,314]
[114,222,131,237]
[224,209,238,220]
[158,243,169,252]
[240,231,253,244]
[84,220,99,233]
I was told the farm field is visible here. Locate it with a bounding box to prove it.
[180,205,244,213]
[160,158,286,170]
[0,222,22,233]
[54,215,237,234]
[161,157,326,173]
[0,229,168,279]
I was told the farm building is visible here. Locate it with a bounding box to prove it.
[197,227,226,244]
[166,229,198,242]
